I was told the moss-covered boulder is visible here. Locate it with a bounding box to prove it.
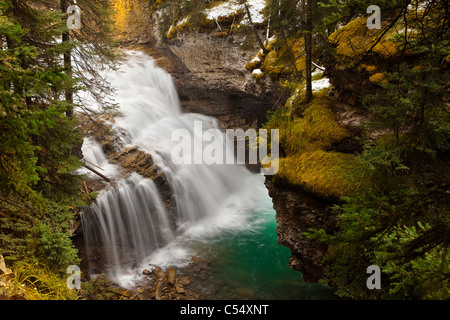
[265,88,370,200]
[328,16,402,65]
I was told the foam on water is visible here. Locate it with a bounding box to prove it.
[77,137,121,179]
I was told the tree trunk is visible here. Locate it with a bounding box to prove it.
[244,2,269,55]
[61,0,73,118]
[304,0,313,102]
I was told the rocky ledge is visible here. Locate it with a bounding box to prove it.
[122,256,211,300]
[265,179,337,283]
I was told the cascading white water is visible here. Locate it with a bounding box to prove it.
[80,51,262,287]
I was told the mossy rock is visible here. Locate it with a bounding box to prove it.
[251,69,265,79]
[264,50,283,75]
[166,16,191,39]
[213,30,230,38]
[329,17,401,64]
[272,91,351,155]
[266,88,370,199]
[274,151,364,198]
[245,49,264,71]
[369,72,388,84]
[263,38,307,77]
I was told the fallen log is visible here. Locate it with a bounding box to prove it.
[83,164,111,182]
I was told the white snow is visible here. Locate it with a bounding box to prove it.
[204,0,267,25]
[205,1,243,21]
[177,16,189,27]
[252,69,263,76]
[250,55,261,64]
[241,0,267,25]
[312,78,331,91]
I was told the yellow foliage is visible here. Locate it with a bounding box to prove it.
[263,38,307,76]
[329,17,401,63]
[113,0,127,32]
[0,261,79,300]
[369,72,388,84]
[365,65,377,74]
[275,151,362,198]
[266,89,369,198]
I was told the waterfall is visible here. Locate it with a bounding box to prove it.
[80,51,258,287]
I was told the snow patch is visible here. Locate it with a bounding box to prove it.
[205,1,243,21]
[250,55,261,64]
[241,0,267,25]
[252,69,263,76]
[312,78,331,91]
[205,0,267,25]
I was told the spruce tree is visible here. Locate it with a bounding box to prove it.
[308,0,450,299]
[0,0,118,272]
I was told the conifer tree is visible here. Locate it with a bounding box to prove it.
[308,0,450,299]
[0,0,118,272]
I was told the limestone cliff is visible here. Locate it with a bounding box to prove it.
[113,0,278,130]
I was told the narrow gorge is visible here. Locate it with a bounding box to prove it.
[71,0,338,299]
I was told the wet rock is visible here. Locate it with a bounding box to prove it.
[175,284,185,294]
[142,269,151,275]
[112,147,155,176]
[155,281,163,300]
[265,179,337,282]
[167,268,176,285]
[188,256,210,273]
[117,288,131,298]
[178,276,190,286]
[152,267,167,279]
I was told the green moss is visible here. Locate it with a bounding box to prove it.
[266,88,370,199]
[329,17,401,65]
[369,72,388,84]
[263,38,307,76]
[275,151,364,198]
[270,90,351,154]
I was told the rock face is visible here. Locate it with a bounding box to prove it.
[114,0,279,130]
[265,180,337,283]
[166,33,277,129]
[133,36,277,130]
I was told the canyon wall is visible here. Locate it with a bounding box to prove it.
[113,0,278,130]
